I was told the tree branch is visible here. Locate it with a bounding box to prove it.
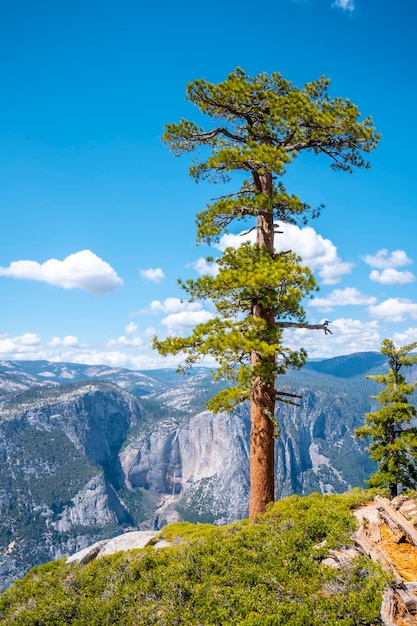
[210,189,255,201]
[276,391,303,399]
[240,225,257,237]
[192,126,246,143]
[276,320,332,334]
[195,93,257,126]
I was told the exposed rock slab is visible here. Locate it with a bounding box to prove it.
[97,531,160,558]
[66,531,162,565]
[66,540,109,565]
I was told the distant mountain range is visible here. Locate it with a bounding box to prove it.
[0,352,414,590]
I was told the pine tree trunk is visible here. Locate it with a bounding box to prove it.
[248,172,277,517]
[249,351,276,516]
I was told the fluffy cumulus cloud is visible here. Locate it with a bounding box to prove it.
[48,336,79,347]
[125,322,138,334]
[0,333,41,358]
[60,349,167,370]
[106,335,143,348]
[0,331,164,370]
[161,310,214,331]
[192,257,219,277]
[140,268,166,283]
[364,249,414,286]
[364,249,413,269]
[217,223,353,285]
[0,250,123,295]
[107,321,143,347]
[143,297,214,332]
[283,317,381,358]
[392,327,417,346]
[58,344,191,370]
[309,287,377,311]
[149,298,203,314]
[324,318,380,353]
[369,268,415,286]
[368,298,417,322]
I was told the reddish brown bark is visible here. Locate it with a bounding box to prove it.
[248,171,277,517]
[249,352,276,517]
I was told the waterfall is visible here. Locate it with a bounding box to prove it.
[169,428,180,497]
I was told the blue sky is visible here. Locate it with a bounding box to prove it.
[0,0,416,369]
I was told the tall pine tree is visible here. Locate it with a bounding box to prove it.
[355,339,417,498]
[154,68,379,516]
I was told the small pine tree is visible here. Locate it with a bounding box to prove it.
[355,339,417,498]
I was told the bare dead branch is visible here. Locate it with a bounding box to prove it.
[240,225,257,237]
[276,320,332,334]
[276,391,303,399]
[282,128,297,147]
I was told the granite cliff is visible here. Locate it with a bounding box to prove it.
[0,353,406,589]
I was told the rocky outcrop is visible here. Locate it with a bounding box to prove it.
[66,531,165,565]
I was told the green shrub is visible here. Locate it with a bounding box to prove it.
[0,491,387,625]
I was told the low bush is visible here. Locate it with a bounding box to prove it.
[0,491,387,625]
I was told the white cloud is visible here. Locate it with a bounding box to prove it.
[192,257,219,277]
[309,287,377,311]
[149,297,203,314]
[364,248,413,269]
[283,318,381,358]
[106,335,143,348]
[161,310,214,331]
[61,347,185,370]
[318,261,354,285]
[49,336,79,347]
[148,297,214,331]
[369,268,415,286]
[140,268,166,283]
[392,327,417,346]
[0,333,41,358]
[0,250,123,295]
[368,298,417,322]
[333,0,355,11]
[217,223,353,285]
[125,322,138,334]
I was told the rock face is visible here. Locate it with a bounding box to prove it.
[120,370,376,530]
[273,373,376,498]
[0,380,141,590]
[121,406,250,528]
[0,354,395,590]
